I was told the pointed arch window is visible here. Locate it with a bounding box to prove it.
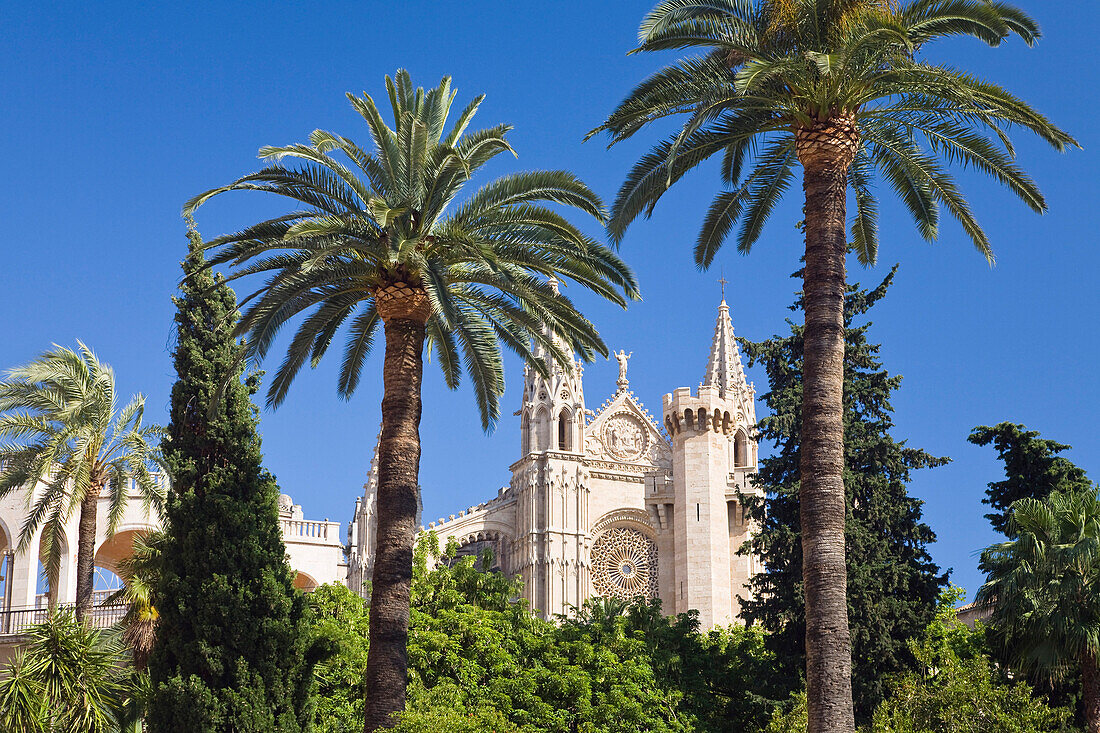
[521,411,531,455]
[535,407,551,451]
[734,430,749,468]
[558,408,572,451]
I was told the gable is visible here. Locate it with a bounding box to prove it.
[584,389,671,469]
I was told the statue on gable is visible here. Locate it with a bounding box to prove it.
[614,349,632,390]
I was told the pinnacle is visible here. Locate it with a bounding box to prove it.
[702,296,747,400]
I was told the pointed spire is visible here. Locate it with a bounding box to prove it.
[703,297,747,399]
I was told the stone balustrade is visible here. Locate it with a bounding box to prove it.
[280,518,342,545]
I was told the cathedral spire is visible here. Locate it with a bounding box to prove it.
[703,296,747,399]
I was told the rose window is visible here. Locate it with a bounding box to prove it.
[590,527,658,600]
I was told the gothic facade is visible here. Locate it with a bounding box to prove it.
[347,296,761,628]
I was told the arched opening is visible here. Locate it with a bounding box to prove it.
[293,571,319,593]
[535,407,551,451]
[698,408,709,431]
[722,411,732,434]
[95,529,150,608]
[712,409,722,432]
[684,410,694,430]
[664,417,675,436]
[558,408,572,451]
[734,430,749,468]
[0,519,12,615]
[521,411,531,455]
[35,529,71,607]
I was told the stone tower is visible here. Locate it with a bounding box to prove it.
[511,282,589,618]
[658,297,759,627]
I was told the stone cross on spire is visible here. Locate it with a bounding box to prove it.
[702,295,748,400]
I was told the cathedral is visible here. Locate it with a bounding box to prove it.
[347,295,762,628]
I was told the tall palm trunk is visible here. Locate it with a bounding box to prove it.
[364,282,430,732]
[1083,653,1100,733]
[74,479,104,623]
[796,115,859,733]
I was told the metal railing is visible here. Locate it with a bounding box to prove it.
[0,602,127,636]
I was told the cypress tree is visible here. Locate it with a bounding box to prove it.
[969,422,1092,536]
[147,223,317,732]
[739,268,949,722]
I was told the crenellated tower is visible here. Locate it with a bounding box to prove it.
[656,296,759,627]
[510,281,589,618]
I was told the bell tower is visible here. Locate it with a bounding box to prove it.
[511,279,589,618]
[660,294,758,627]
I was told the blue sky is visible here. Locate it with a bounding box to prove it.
[3,2,1097,600]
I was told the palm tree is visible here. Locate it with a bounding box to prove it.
[979,488,1100,733]
[0,651,47,733]
[184,70,639,731]
[105,529,164,670]
[0,343,166,623]
[590,2,1075,729]
[0,608,134,733]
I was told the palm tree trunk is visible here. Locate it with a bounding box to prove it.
[364,284,429,732]
[74,481,103,624]
[796,115,859,733]
[1083,653,1100,733]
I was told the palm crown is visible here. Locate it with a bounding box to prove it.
[186,70,639,428]
[979,488,1100,680]
[0,342,165,585]
[591,0,1077,266]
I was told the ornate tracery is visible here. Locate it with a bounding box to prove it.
[590,526,658,600]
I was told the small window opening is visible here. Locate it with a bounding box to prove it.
[558,409,571,451]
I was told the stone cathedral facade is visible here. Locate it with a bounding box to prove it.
[347,296,762,628]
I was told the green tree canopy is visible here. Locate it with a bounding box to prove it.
[147,225,317,733]
[309,537,785,732]
[979,487,1100,731]
[740,268,949,721]
[969,422,1092,536]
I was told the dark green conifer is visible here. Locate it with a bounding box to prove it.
[147,223,317,732]
[969,422,1092,536]
[739,268,949,722]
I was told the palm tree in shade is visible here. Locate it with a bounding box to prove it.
[979,488,1100,733]
[105,529,164,671]
[185,70,638,731]
[590,2,1075,729]
[0,343,165,623]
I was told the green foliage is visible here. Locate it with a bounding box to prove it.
[592,0,1076,266]
[307,584,370,732]
[185,69,639,430]
[409,538,690,732]
[146,225,318,732]
[978,487,1100,726]
[969,422,1093,536]
[763,591,1074,733]
[0,342,165,591]
[870,589,1074,733]
[0,609,139,733]
[606,600,785,731]
[105,529,165,670]
[740,269,949,721]
[310,537,787,732]
[393,683,528,732]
